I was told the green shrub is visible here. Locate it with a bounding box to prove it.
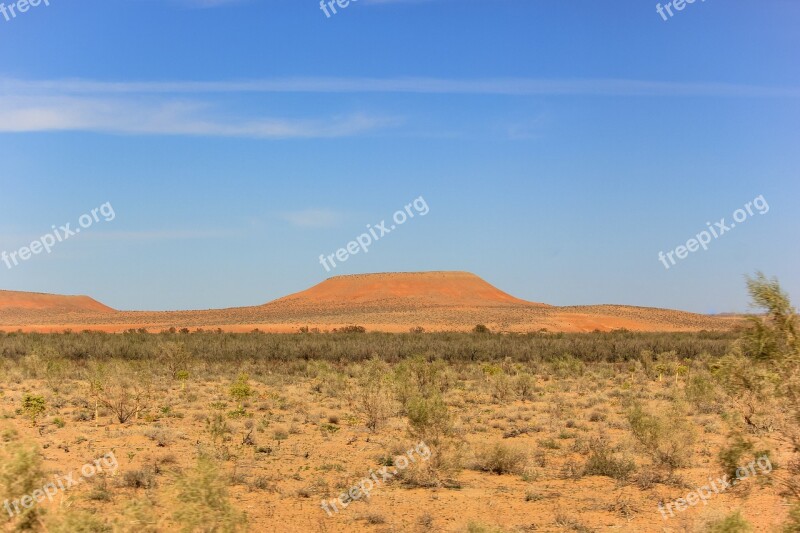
[229,374,253,410]
[21,394,46,427]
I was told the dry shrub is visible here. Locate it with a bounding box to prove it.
[582,439,636,481]
[470,442,529,476]
[514,372,536,401]
[157,341,192,380]
[626,402,694,471]
[87,362,150,424]
[488,372,514,402]
[394,355,451,413]
[355,359,396,432]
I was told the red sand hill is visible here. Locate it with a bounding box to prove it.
[269,271,544,308]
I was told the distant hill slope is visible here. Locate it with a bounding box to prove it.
[0,290,115,313]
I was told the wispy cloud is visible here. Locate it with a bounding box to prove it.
[1,76,795,138]
[279,209,346,228]
[0,95,399,138]
[2,77,798,98]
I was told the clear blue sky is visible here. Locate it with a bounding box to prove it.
[0,0,797,313]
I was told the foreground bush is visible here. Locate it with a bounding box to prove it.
[0,439,45,530]
[172,456,247,533]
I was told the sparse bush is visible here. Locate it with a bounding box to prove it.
[627,402,694,471]
[88,363,149,424]
[583,439,636,481]
[121,468,157,490]
[144,426,176,447]
[172,456,247,532]
[685,372,719,413]
[356,359,395,431]
[158,341,192,380]
[489,372,514,402]
[470,443,528,475]
[514,372,536,401]
[407,393,451,445]
[206,413,232,445]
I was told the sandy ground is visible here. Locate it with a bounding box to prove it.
[0,367,790,532]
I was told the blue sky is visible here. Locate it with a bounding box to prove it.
[0,0,798,313]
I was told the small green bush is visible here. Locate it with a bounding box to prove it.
[21,394,46,427]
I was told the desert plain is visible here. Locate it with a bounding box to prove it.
[0,271,796,533]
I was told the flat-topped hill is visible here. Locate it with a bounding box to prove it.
[267,271,544,309]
